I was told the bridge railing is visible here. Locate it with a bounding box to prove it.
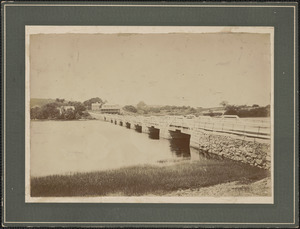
[165,116,270,140]
[191,118,271,139]
[100,114,271,140]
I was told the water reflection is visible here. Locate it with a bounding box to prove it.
[169,139,191,158]
[197,149,223,160]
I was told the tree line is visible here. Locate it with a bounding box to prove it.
[123,101,270,117]
[223,104,270,117]
[123,101,201,116]
[30,98,91,120]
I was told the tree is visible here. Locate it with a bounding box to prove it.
[64,109,76,120]
[137,101,149,113]
[224,105,239,115]
[224,104,269,117]
[137,101,147,110]
[75,103,86,114]
[30,100,90,120]
[42,103,60,119]
[189,107,197,114]
[30,107,42,119]
[220,100,229,107]
[123,105,137,113]
[56,98,65,103]
[208,109,215,117]
[68,101,86,115]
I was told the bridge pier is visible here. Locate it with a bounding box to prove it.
[134,124,142,133]
[148,126,160,139]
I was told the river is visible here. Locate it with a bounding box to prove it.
[31,120,225,177]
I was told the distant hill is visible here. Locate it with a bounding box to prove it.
[30,98,55,108]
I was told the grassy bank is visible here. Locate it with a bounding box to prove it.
[166,177,271,197]
[31,160,269,197]
[31,159,270,197]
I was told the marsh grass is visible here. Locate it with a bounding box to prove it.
[31,159,269,197]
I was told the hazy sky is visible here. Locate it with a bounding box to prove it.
[30,32,271,107]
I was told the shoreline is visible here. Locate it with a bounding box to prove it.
[162,176,271,197]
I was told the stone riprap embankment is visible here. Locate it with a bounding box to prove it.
[192,131,271,170]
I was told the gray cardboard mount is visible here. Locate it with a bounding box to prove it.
[1,2,298,227]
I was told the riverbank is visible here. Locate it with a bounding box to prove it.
[164,176,271,197]
[31,159,270,197]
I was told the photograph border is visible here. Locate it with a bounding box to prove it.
[1,2,298,227]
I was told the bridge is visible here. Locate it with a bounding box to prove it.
[90,112,271,169]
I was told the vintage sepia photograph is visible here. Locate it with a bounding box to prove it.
[25,26,273,203]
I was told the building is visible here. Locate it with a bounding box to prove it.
[101,104,121,114]
[91,102,102,111]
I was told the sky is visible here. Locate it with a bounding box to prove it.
[30,32,271,108]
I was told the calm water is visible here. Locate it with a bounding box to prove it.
[31,120,220,177]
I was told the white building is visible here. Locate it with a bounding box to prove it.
[91,102,102,111]
[101,104,121,114]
